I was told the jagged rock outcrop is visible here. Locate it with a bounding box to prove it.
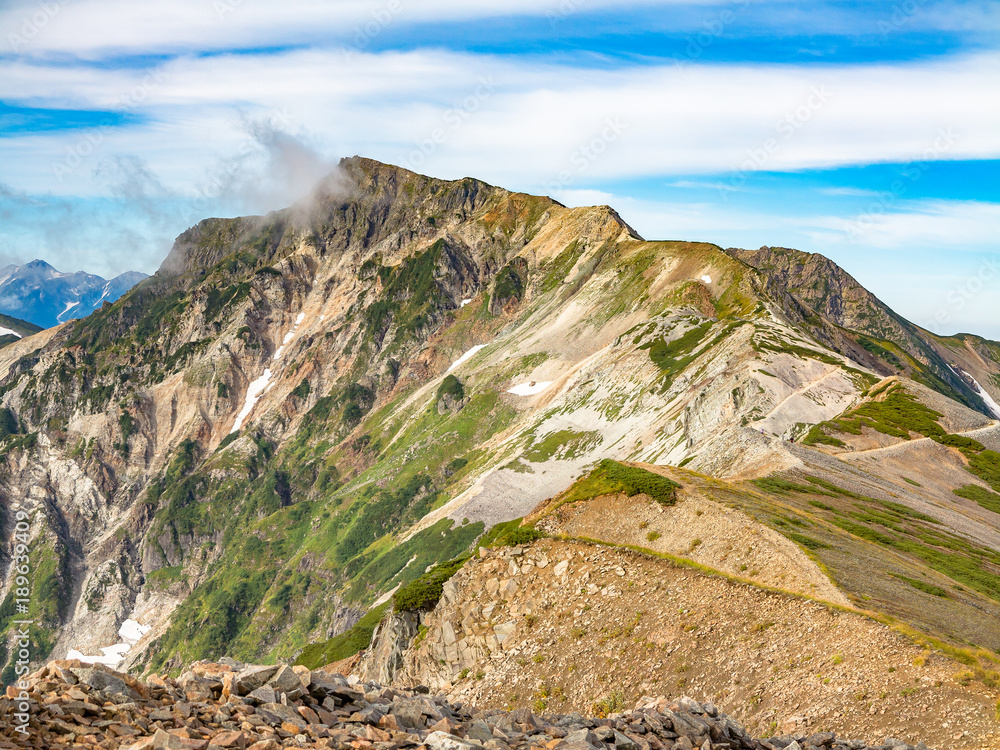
[355,611,421,686]
[725,246,1000,414]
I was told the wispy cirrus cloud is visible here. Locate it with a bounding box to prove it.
[0,0,997,338]
[1,49,998,196]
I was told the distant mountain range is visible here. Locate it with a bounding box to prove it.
[0,259,147,329]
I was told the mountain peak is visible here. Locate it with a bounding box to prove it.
[0,260,147,329]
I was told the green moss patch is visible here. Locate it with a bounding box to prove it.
[294,603,389,669]
[954,485,1000,514]
[522,429,600,463]
[640,321,713,377]
[393,556,469,612]
[892,574,948,598]
[804,383,944,445]
[557,460,681,509]
[478,518,545,548]
[437,374,464,402]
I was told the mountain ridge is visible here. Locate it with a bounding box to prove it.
[0,158,998,744]
[0,258,147,329]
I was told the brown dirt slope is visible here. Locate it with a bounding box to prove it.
[395,539,1000,750]
[530,483,849,607]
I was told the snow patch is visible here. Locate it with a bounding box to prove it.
[56,300,80,322]
[965,371,1000,419]
[273,312,307,361]
[66,619,151,668]
[447,344,488,373]
[119,618,151,644]
[460,298,473,308]
[230,369,272,433]
[0,326,21,338]
[700,275,713,284]
[508,381,553,396]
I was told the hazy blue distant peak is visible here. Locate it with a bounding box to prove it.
[0,260,147,330]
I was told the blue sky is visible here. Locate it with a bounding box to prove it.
[0,1,997,337]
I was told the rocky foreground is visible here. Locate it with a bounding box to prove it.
[0,659,935,750]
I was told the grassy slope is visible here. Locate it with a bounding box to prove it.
[542,460,1000,691]
[739,382,1000,654]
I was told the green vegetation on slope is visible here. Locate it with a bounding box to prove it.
[364,239,452,346]
[294,518,547,671]
[753,473,1000,605]
[294,603,389,670]
[0,538,69,684]
[392,556,469,612]
[490,259,526,311]
[954,484,1000,514]
[557,460,681,509]
[804,383,944,444]
[0,312,42,336]
[802,382,1000,496]
[522,429,601,463]
[437,374,464,402]
[639,321,713,386]
[477,518,545,548]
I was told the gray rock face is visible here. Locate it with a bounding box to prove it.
[426,731,478,750]
[246,685,276,704]
[612,729,639,750]
[467,719,494,742]
[354,609,422,684]
[391,698,428,728]
[235,664,279,693]
[267,663,303,696]
[565,728,597,745]
[73,667,141,701]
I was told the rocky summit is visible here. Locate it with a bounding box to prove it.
[2,658,933,750]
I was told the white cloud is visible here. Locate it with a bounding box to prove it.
[806,200,1000,252]
[816,187,885,198]
[0,26,996,338]
[0,0,702,57]
[666,180,736,191]
[1,49,997,199]
[550,188,617,207]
